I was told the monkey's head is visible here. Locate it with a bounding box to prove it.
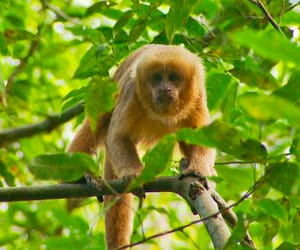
[135,45,206,123]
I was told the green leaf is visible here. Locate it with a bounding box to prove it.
[177,120,267,161]
[194,0,219,18]
[0,33,9,55]
[0,161,15,186]
[113,10,134,35]
[281,11,300,26]
[275,242,300,250]
[61,87,86,112]
[186,17,205,38]
[257,199,288,222]
[67,26,106,44]
[85,1,116,16]
[291,136,300,161]
[215,165,254,192]
[85,79,117,130]
[29,153,97,182]
[266,162,299,195]
[232,29,300,65]
[73,45,112,79]
[165,0,197,42]
[224,213,253,249]
[273,71,300,103]
[130,135,176,188]
[239,94,300,127]
[221,81,238,121]
[128,18,148,42]
[206,71,235,111]
[0,64,5,94]
[232,56,278,90]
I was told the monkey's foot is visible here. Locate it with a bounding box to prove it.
[84,172,103,202]
[122,174,146,199]
[179,157,210,190]
[178,173,209,190]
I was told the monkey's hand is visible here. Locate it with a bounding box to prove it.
[84,172,103,202]
[178,158,210,215]
[178,158,209,190]
[122,174,146,199]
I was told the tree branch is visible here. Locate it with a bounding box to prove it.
[42,0,80,24]
[248,0,285,35]
[184,179,231,249]
[0,176,176,202]
[5,30,40,94]
[0,176,257,249]
[286,2,300,12]
[0,103,84,146]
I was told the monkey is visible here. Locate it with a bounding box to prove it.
[67,44,216,250]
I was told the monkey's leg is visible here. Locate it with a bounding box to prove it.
[104,159,134,250]
[179,142,216,177]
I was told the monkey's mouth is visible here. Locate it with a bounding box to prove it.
[155,93,176,107]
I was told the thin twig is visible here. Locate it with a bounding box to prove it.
[0,103,84,146]
[117,178,260,250]
[43,0,80,24]
[117,219,203,250]
[179,230,202,250]
[5,36,39,93]
[215,160,254,165]
[286,2,300,12]
[248,0,285,35]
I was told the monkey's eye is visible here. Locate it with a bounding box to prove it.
[152,73,163,83]
[168,73,179,82]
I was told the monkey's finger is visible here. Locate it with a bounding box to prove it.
[84,172,104,202]
[132,187,146,199]
[178,173,209,190]
[179,157,190,171]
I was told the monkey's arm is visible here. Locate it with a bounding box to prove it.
[105,87,143,178]
[68,112,112,154]
[67,113,112,204]
[106,132,142,178]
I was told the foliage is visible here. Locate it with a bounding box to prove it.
[1,0,300,249]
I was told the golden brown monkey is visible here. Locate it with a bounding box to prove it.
[68,44,216,250]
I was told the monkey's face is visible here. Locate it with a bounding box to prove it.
[136,60,196,119]
[149,69,181,109]
[135,46,204,122]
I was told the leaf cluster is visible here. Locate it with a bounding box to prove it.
[1,0,300,249]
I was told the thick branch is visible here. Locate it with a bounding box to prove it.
[0,177,177,202]
[176,177,231,249]
[0,176,233,249]
[0,103,84,146]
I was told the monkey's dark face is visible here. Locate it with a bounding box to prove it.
[149,69,181,108]
[137,61,192,117]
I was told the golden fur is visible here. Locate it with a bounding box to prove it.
[68,44,216,250]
